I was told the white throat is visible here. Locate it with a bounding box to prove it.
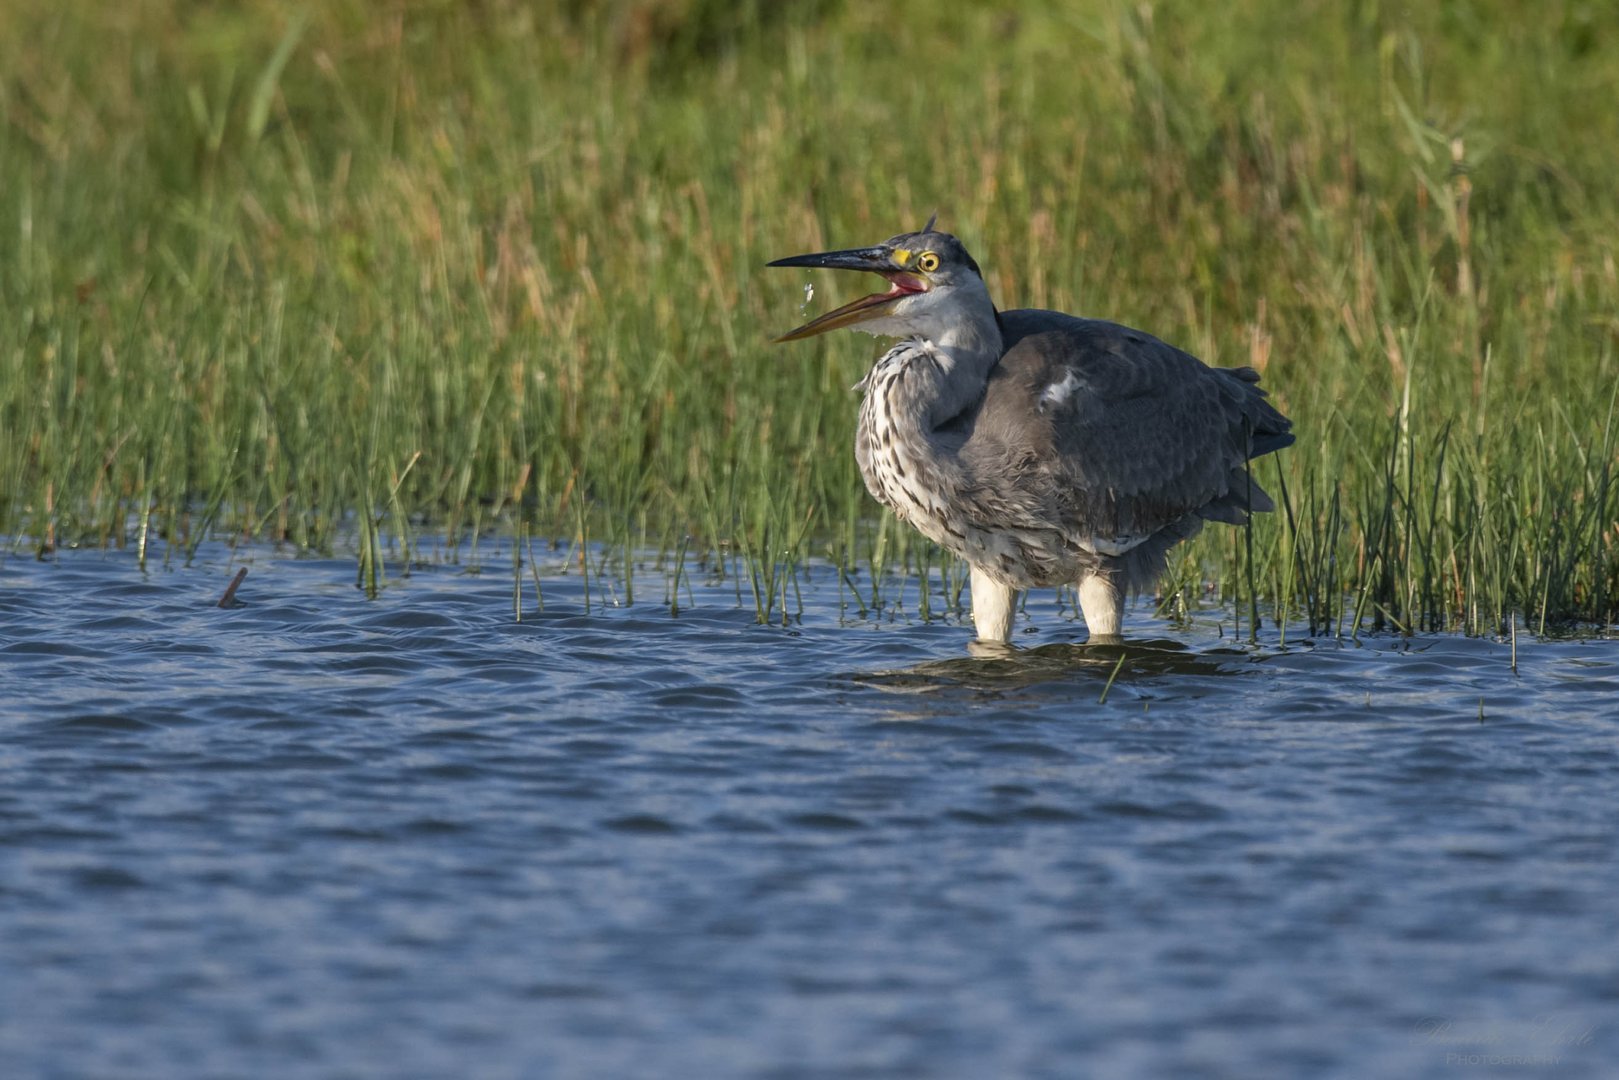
[857,276,1002,364]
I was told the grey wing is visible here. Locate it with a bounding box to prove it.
[970,311,1293,541]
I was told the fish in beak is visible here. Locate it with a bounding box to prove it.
[766,245,929,342]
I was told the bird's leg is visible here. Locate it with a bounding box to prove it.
[1077,572,1124,640]
[969,565,1017,643]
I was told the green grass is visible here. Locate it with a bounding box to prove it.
[3,0,1616,633]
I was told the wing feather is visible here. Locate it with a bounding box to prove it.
[957,310,1292,542]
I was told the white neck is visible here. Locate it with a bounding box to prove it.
[930,300,1002,371]
[862,276,1003,371]
[860,282,1002,432]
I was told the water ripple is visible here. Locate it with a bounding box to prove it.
[0,543,1614,1079]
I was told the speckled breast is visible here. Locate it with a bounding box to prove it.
[855,350,1089,590]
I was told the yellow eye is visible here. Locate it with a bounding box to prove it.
[918,251,941,272]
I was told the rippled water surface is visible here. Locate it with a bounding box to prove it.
[2,542,1616,1078]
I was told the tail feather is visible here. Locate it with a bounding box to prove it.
[1197,469,1276,525]
[1251,431,1295,458]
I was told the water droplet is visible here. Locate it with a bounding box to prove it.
[800,282,814,315]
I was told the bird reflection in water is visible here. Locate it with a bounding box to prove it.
[850,636,1256,697]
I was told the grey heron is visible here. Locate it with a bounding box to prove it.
[769,218,1293,644]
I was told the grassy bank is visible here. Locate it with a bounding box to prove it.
[2,0,1615,632]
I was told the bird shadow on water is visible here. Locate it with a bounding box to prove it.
[847,637,1256,696]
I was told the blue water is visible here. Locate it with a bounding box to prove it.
[1,542,1615,1078]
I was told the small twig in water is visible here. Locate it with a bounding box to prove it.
[1098,652,1127,705]
[218,567,248,608]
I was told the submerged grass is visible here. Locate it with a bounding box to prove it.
[2,0,1616,633]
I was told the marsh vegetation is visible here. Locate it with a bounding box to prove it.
[3,0,1615,634]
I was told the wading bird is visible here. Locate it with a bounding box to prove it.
[769,218,1293,644]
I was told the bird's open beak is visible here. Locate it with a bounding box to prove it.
[767,245,928,342]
